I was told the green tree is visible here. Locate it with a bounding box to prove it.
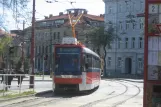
[0,34,12,69]
[87,24,117,76]
[0,34,12,54]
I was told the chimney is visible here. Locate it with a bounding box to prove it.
[84,10,88,14]
[44,16,48,19]
[59,12,63,16]
[68,11,71,14]
[103,14,105,17]
[100,14,103,17]
[49,14,53,18]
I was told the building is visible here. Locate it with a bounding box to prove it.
[24,8,104,74]
[103,0,144,76]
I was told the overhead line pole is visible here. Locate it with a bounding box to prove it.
[29,0,36,89]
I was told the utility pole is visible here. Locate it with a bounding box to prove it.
[50,26,52,78]
[29,0,35,88]
[21,21,25,73]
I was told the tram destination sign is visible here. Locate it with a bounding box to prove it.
[56,47,81,53]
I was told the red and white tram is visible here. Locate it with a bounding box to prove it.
[52,37,101,93]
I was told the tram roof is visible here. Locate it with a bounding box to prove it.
[82,47,100,58]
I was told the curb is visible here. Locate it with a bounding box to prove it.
[0,90,52,103]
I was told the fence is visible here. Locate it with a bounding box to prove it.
[0,74,34,97]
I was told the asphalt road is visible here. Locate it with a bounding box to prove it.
[0,79,143,107]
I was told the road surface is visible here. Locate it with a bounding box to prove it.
[0,79,143,107]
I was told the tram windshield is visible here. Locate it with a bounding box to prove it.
[55,47,81,75]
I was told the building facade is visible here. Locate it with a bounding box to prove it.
[24,9,104,74]
[103,0,144,76]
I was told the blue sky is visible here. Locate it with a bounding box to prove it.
[5,0,105,31]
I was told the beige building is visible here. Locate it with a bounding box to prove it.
[24,9,104,74]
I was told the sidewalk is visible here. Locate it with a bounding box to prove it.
[0,79,52,102]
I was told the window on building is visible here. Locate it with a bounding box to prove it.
[140,19,144,29]
[140,1,144,11]
[107,57,111,66]
[109,6,112,13]
[118,38,121,49]
[132,23,136,29]
[118,4,122,12]
[57,32,60,39]
[126,22,130,30]
[117,57,122,67]
[132,1,135,11]
[42,46,44,54]
[39,46,41,53]
[125,38,128,48]
[35,46,37,54]
[125,1,129,12]
[138,58,143,69]
[54,32,56,39]
[132,37,135,48]
[119,22,123,30]
[45,46,48,53]
[139,37,143,48]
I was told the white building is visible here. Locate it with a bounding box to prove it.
[103,0,144,76]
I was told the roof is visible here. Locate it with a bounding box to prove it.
[37,13,104,22]
[37,14,69,22]
[0,29,16,38]
[83,14,104,21]
[0,29,5,35]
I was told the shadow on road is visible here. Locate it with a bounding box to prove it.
[35,87,98,98]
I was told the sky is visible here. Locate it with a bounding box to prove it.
[3,0,105,31]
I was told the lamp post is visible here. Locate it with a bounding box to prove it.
[29,0,35,89]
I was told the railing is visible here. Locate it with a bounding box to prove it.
[0,74,34,97]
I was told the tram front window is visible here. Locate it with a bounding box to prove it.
[55,54,81,75]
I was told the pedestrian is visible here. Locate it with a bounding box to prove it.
[0,69,4,83]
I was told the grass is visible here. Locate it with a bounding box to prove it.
[0,91,36,99]
[0,90,6,93]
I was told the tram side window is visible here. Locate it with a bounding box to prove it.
[92,56,95,68]
[95,57,101,68]
[92,57,99,68]
[87,55,92,68]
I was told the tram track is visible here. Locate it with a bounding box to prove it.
[110,80,141,107]
[78,79,141,107]
[78,80,129,107]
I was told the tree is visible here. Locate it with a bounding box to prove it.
[0,34,12,69]
[0,0,30,29]
[87,24,117,77]
[0,34,12,54]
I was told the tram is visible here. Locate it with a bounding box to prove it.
[52,37,101,93]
